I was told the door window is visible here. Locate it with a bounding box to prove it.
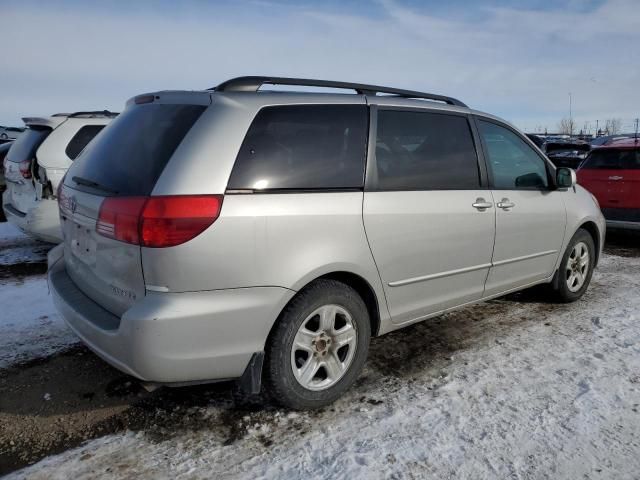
[478,120,549,189]
[371,110,480,190]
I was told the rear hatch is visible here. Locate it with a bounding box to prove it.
[4,125,53,214]
[59,99,208,317]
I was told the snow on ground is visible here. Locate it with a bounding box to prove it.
[9,252,640,479]
[0,222,75,368]
[0,223,50,266]
[0,275,78,369]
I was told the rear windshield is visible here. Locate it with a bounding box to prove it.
[227,105,368,191]
[545,143,591,153]
[6,127,51,163]
[65,125,106,160]
[581,149,640,170]
[66,104,205,196]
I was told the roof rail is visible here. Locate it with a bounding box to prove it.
[211,76,467,107]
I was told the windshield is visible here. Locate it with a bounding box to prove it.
[581,149,640,170]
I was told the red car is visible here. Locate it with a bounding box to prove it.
[577,137,640,230]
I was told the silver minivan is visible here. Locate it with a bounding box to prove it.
[48,77,605,409]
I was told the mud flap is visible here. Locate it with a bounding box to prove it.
[551,268,560,290]
[237,352,264,395]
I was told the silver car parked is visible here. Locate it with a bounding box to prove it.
[48,77,605,409]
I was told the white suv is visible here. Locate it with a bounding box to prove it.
[2,111,117,242]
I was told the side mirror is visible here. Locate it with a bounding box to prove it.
[556,167,576,189]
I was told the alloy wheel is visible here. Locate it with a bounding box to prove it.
[566,241,590,293]
[290,304,358,391]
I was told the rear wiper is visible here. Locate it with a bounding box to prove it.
[72,176,118,194]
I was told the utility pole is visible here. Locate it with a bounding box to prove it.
[635,118,639,139]
[568,92,573,137]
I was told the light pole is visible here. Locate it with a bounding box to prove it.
[568,92,573,137]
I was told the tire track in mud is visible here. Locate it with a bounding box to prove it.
[0,262,48,281]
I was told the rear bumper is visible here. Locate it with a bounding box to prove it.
[48,245,295,383]
[2,191,62,243]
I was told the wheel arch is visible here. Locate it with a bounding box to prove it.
[578,220,601,266]
[316,271,382,337]
[269,270,383,341]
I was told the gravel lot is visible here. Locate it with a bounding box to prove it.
[0,224,639,479]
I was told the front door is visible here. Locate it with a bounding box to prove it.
[363,108,495,325]
[475,118,566,296]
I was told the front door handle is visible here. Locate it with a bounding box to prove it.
[472,198,493,211]
[608,176,623,181]
[497,198,515,210]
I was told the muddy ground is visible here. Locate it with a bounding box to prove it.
[0,230,638,476]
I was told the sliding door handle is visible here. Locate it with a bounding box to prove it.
[472,198,493,211]
[497,198,515,210]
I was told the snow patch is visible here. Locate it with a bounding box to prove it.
[0,275,77,369]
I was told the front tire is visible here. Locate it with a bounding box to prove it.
[551,228,595,302]
[264,279,371,409]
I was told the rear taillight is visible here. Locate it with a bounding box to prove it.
[19,159,32,179]
[96,195,223,248]
[96,197,147,244]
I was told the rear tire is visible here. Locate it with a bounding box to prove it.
[550,228,595,303]
[264,279,370,410]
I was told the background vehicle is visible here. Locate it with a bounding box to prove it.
[0,141,13,222]
[577,137,640,230]
[2,111,117,242]
[543,140,591,168]
[590,134,633,147]
[525,133,545,149]
[48,77,605,409]
[0,126,25,140]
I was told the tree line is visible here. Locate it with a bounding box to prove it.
[557,117,623,136]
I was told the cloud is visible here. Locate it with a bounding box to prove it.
[0,0,638,132]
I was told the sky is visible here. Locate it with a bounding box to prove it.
[1,0,639,133]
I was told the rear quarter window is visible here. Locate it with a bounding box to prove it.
[65,125,105,160]
[227,105,368,191]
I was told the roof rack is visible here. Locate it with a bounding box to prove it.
[211,76,467,107]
